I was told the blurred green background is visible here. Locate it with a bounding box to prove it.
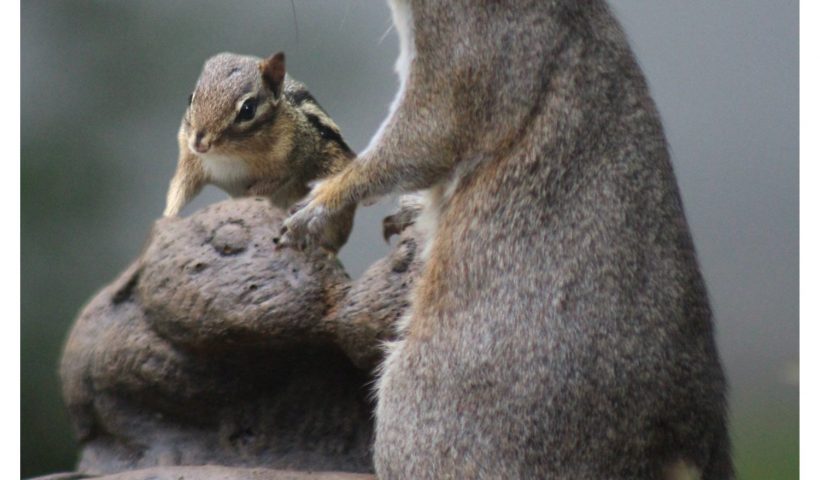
[21,1,798,478]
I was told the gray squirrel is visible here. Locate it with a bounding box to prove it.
[281,0,732,478]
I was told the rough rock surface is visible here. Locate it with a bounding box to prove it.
[57,198,422,479]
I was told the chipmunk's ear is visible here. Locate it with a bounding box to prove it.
[260,52,286,98]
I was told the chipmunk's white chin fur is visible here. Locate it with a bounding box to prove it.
[197,151,252,196]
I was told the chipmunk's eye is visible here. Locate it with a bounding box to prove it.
[187,93,193,106]
[235,98,258,123]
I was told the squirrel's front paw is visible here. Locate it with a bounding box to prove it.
[382,194,425,241]
[277,201,330,251]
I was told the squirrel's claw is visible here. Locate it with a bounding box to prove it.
[278,201,329,251]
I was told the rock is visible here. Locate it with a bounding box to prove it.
[59,198,421,478]
[31,467,375,480]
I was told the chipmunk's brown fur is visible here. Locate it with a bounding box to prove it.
[282,1,732,478]
[164,52,355,251]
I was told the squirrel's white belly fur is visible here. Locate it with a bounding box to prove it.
[372,0,426,387]
[375,0,443,261]
[363,0,415,158]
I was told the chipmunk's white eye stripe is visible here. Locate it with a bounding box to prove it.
[235,93,257,111]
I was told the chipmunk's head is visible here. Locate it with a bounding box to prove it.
[183,52,287,156]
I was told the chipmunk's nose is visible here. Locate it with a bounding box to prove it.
[191,131,210,154]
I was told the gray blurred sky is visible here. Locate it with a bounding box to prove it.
[21,1,797,477]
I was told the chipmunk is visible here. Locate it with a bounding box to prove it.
[281,0,732,479]
[164,51,356,252]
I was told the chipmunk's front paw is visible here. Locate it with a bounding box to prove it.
[277,201,330,251]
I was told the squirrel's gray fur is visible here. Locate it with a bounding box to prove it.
[281,0,732,478]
